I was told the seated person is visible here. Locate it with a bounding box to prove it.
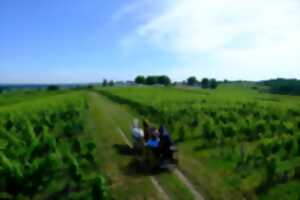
[158,125,174,160]
[131,119,144,152]
[146,134,160,147]
[143,119,151,141]
[145,135,160,155]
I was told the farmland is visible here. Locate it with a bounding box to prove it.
[1,85,300,200]
[0,91,109,199]
[99,85,300,200]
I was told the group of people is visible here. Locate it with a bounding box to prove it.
[131,119,174,161]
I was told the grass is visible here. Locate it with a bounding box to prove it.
[260,180,300,200]
[86,92,195,199]
[0,90,66,107]
[86,92,161,199]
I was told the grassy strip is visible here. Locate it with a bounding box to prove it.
[89,92,195,199]
[86,92,163,199]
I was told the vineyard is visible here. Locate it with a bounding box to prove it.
[1,86,300,199]
[100,86,300,200]
[0,92,108,199]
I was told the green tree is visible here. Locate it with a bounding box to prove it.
[102,79,108,87]
[157,75,171,85]
[108,80,114,87]
[145,76,157,85]
[284,139,294,155]
[266,158,277,183]
[201,78,209,88]
[134,76,145,84]
[210,79,218,89]
[187,76,198,86]
[47,85,59,91]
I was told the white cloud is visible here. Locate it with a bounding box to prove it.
[120,0,300,80]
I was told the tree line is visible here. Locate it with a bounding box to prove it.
[134,75,218,89]
[102,79,114,87]
[186,76,218,89]
[135,75,171,85]
[261,78,300,95]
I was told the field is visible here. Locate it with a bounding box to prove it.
[0,89,197,200]
[99,85,300,200]
[1,85,300,200]
[0,90,110,199]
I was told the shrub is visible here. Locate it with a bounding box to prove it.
[284,138,294,155]
[283,121,295,135]
[134,76,145,84]
[92,176,109,200]
[202,119,217,141]
[177,126,186,142]
[260,143,272,158]
[108,80,114,86]
[217,112,228,124]
[297,137,300,154]
[297,119,300,129]
[269,120,279,134]
[294,166,300,179]
[270,141,281,154]
[256,120,267,134]
[222,123,237,138]
[201,78,209,88]
[102,79,108,87]
[187,76,198,86]
[209,79,218,89]
[47,85,60,91]
[266,157,277,183]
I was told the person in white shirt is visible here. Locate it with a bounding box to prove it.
[131,119,144,153]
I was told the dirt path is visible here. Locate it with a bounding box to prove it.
[88,92,205,199]
[87,92,164,200]
[172,168,204,200]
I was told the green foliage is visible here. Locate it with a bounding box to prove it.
[102,79,108,87]
[99,86,300,199]
[221,123,237,138]
[187,76,198,86]
[92,176,109,200]
[201,78,209,88]
[210,79,218,89]
[47,85,60,91]
[0,92,108,199]
[134,75,145,84]
[145,76,158,85]
[262,78,300,95]
[284,138,294,155]
[177,126,186,142]
[157,75,171,85]
[140,75,172,85]
[202,118,217,141]
[108,80,114,87]
[266,157,277,183]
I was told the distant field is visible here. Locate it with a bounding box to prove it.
[0,90,65,107]
[100,85,300,200]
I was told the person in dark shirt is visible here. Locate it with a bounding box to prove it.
[143,119,151,142]
[158,125,173,159]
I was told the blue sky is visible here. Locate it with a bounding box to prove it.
[1,0,300,83]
